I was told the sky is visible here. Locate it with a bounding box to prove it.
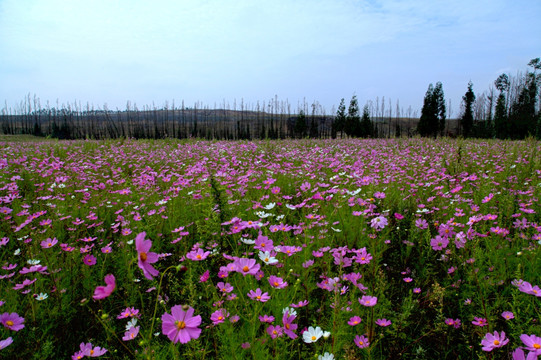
[1,0,540,116]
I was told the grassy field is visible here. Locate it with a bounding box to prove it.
[0,137,540,359]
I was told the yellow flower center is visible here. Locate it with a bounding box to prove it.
[90,350,94,355]
[534,343,541,349]
[242,266,249,272]
[256,296,261,300]
[274,282,279,287]
[176,320,186,330]
[493,340,500,345]
[140,252,147,261]
[311,335,316,341]
[264,258,269,262]
[285,324,290,329]
[6,320,14,326]
[261,243,265,247]
[359,341,364,345]
[218,316,223,320]
[272,330,277,335]
[196,254,202,259]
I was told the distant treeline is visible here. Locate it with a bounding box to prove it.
[1,59,539,140]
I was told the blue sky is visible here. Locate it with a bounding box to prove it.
[1,0,540,116]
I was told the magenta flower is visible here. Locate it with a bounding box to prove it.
[359,295,378,307]
[217,282,233,294]
[354,334,370,349]
[472,317,488,327]
[268,275,288,289]
[210,309,229,325]
[79,342,108,357]
[40,237,58,248]
[234,258,260,276]
[512,348,539,360]
[92,274,116,300]
[247,288,271,302]
[0,312,25,331]
[186,248,210,261]
[161,305,202,344]
[370,216,388,230]
[375,318,391,327]
[259,314,275,323]
[83,254,97,266]
[520,334,541,355]
[501,311,514,320]
[282,311,298,339]
[0,337,13,350]
[430,235,449,251]
[199,270,210,283]
[267,325,283,339]
[135,232,159,280]
[122,326,140,341]
[480,331,509,352]
[518,281,541,297]
[117,307,139,319]
[254,233,273,251]
[348,316,362,326]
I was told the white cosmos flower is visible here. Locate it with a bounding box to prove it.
[282,307,297,317]
[258,251,278,265]
[331,227,342,232]
[276,215,285,221]
[126,318,138,331]
[318,353,335,360]
[286,204,296,210]
[264,203,276,210]
[36,293,48,301]
[255,211,272,218]
[240,238,255,245]
[303,326,324,343]
[27,259,41,265]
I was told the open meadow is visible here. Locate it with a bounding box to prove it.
[0,137,540,359]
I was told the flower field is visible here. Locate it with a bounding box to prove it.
[0,137,540,359]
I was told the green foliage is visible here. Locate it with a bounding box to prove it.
[417,82,445,138]
[461,81,475,137]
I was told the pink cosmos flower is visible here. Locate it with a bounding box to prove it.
[161,305,202,344]
[354,334,370,348]
[83,254,97,266]
[135,232,159,280]
[0,337,13,350]
[370,216,388,230]
[359,295,378,307]
[375,319,391,327]
[501,311,514,320]
[234,258,260,276]
[254,233,273,251]
[210,309,229,325]
[259,314,275,323]
[217,282,233,294]
[512,348,539,360]
[480,331,509,351]
[430,235,449,251]
[117,307,139,319]
[282,311,298,339]
[40,237,58,248]
[199,270,210,283]
[79,342,108,357]
[0,313,24,331]
[520,334,541,355]
[247,288,271,302]
[186,248,210,261]
[348,316,362,326]
[122,326,140,341]
[92,274,116,300]
[267,325,283,339]
[472,317,488,327]
[268,275,288,289]
[518,281,541,297]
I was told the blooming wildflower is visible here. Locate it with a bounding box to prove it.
[354,334,370,349]
[359,295,378,307]
[229,315,240,323]
[217,282,233,294]
[268,275,288,289]
[403,277,413,283]
[254,233,274,251]
[370,216,388,230]
[135,232,159,280]
[210,309,229,325]
[480,331,509,351]
[520,334,541,354]
[472,317,488,327]
[83,254,97,266]
[0,337,13,350]
[117,307,139,319]
[186,248,210,261]
[247,288,271,302]
[354,248,372,264]
[259,251,279,265]
[0,313,25,331]
[282,311,298,339]
[511,347,539,360]
[234,258,261,276]
[415,218,429,230]
[501,311,514,320]
[92,274,116,300]
[161,305,202,344]
[303,326,324,343]
[518,281,541,297]
[413,288,421,294]
[267,325,283,339]
[445,318,461,328]
[430,236,449,251]
[40,237,58,248]
[35,293,48,301]
[79,342,108,357]
[290,300,309,308]
[259,314,275,323]
[318,352,334,360]
[348,316,362,326]
[375,319,391,327]
[199,270,210,283]
[122,326,140,341]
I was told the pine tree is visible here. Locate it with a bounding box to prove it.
[335,98,346,138]
[494,74,510,138]
[294,110,307,138]
[417,84,435,137]
[345,95,360,137]
[434,82,446,137]
[360,105,372,138]
[461,81,475,137]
